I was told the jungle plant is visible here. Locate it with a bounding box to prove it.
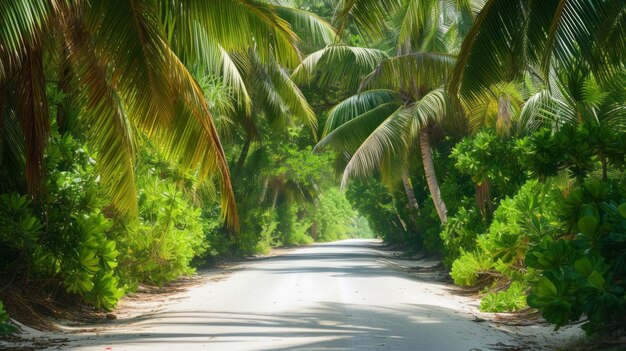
[451,129,526,218]
[116,146,207,287]
[526,179,626,334]
[0,300,17,335]
[480,282,527,312]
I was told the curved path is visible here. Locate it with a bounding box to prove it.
[47,239,579,350]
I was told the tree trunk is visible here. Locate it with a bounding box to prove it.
[401,169,420,230]
[234,137,251,179]
[401,169,419,212]
[309,220,318,240]
[497,95,512,137]
[601,154,608,181]
[475,180,493,220]
[419,127,447,224]
[57,50,71,134]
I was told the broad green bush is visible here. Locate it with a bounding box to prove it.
[440,197,487,266]
[0,134,123,310]
[452,129,526,203]
[519,123,624,183]
[450,180,560,286]
[527,179,626,334]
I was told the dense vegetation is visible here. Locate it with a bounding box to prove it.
[1,0,624,340]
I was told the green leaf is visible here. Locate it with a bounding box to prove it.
[618,203,626,218]
[574,257,593,276]
[587,271,606,289]
[535,277,558,298]
[577,215,599,236]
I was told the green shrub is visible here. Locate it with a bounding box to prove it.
[452,129,526,201]
[314,188,357,242]
[450,250,495,287]
[526,179,626,334]
[0,300,17,335]
[519,123,624,183]
[480,282,528,312]
[441,198,487,266]
[118,177,207,287]
[0,134,124,311]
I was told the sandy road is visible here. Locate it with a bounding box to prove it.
[21,239,580,350]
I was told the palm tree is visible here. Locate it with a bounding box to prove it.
[295,0,476,225]
[314,59,455,224]
[0,0,325,229]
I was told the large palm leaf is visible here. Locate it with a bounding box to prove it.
[450,0,626,102]
[291,45,388,88]
[0,0,323,229]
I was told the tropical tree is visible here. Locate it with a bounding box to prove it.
[0,0,330,228]
[295,0,478,225]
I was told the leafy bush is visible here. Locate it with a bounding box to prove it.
[518,123,624,182]
[440,197,487,266]
[450,180,560,287]
[450,251,495,287]
[452,129,526,203]
[526,179,626,334]
[480,282,528,312]
[0,134,124,310]
[117,153,207,287]
[313,188,357,242]
[0,300,17,335]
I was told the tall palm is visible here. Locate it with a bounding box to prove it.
[0,0,319,228]
[296,0,475,225]
[314,55,455,224]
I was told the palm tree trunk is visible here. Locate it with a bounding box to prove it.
[57,50,71,134]
[234,137,251,179]
[401,169,419,212]
[497,95,512,137]
[419,127,447,224]
[401,169,420,230]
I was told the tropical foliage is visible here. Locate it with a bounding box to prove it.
[0,0,624,340]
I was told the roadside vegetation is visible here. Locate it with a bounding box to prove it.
[0,0,624,343]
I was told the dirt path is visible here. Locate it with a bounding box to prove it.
[2,239,582,350]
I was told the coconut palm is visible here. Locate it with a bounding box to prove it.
[294,0,477,225]
[0,0,328,229]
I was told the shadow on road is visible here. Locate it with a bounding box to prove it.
[69,302,504,351]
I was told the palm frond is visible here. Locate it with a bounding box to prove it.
[291,45,388,88]
[0,0,52,81]
[340,106,411,188]
[85,0,176,138]
[517,90,576,134]
[361,52,456,94]
[323,89,400,136]
[274,5,337,45]
[449,0,527,102]
[182,31,253,114]
[160,48,239,230]
[334,0,402,39]
[317,102,402,153]
[409,88,450,136]
[160,0,301,68]
[62,11,138,215]
[543,0,626,79]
